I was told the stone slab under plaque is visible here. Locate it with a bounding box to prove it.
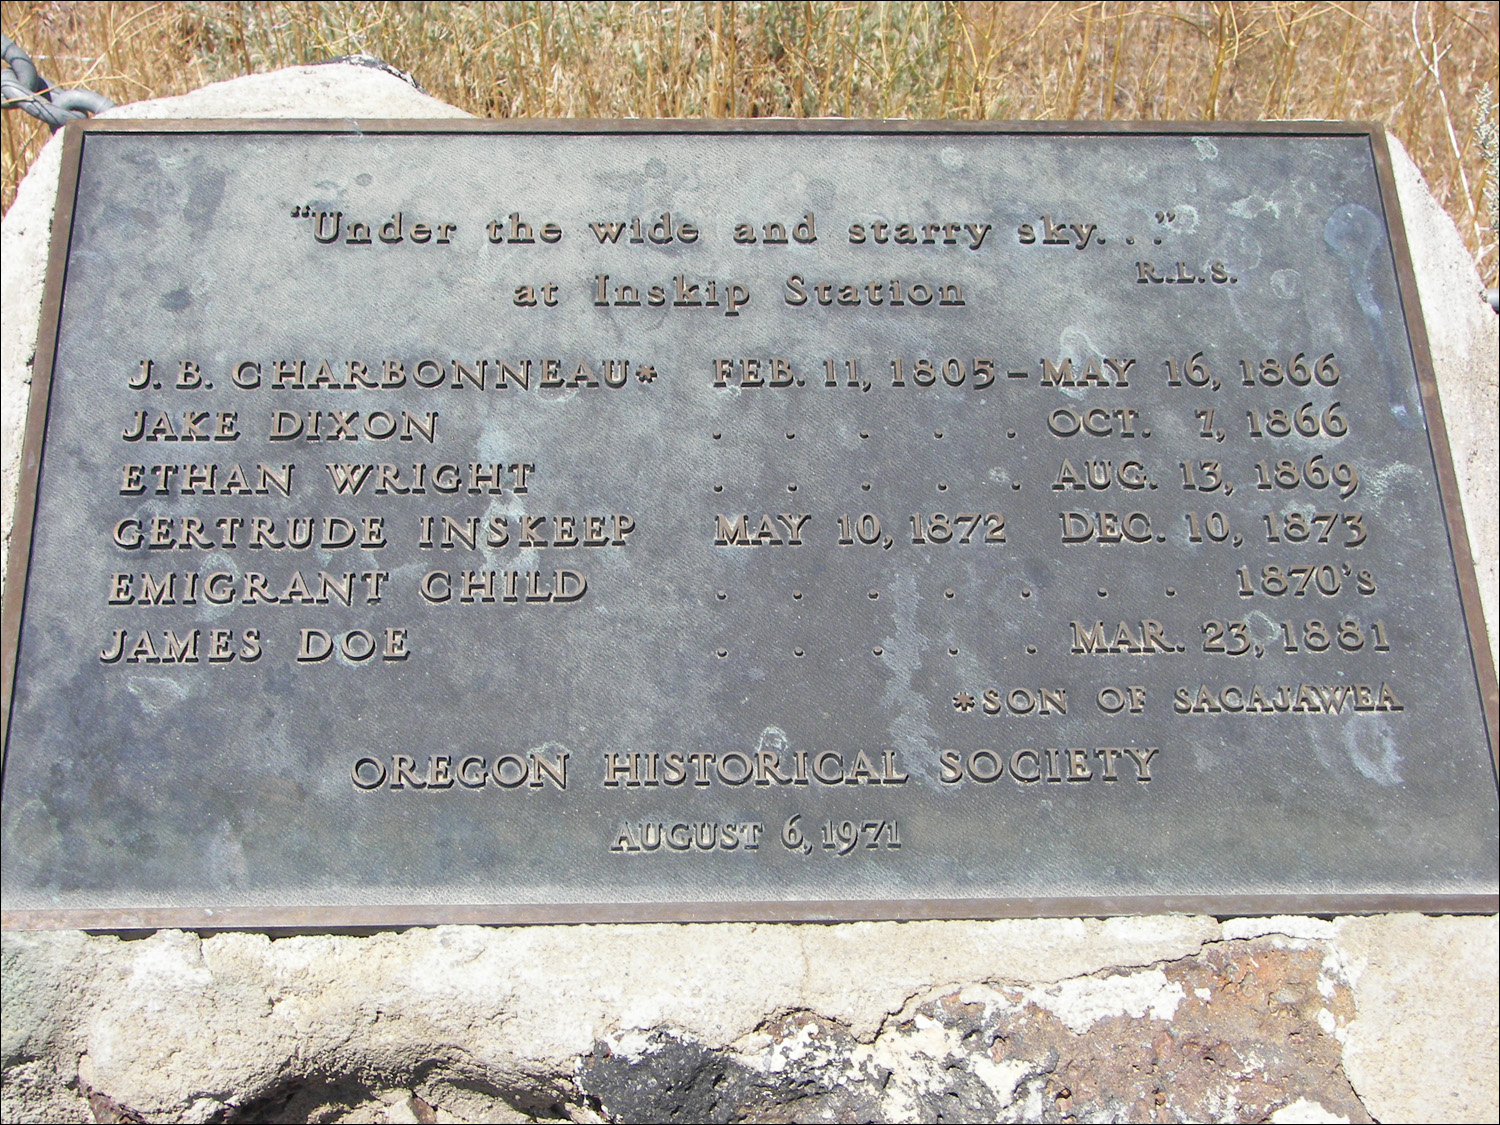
[1,121,1495,928]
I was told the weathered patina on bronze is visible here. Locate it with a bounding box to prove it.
[2,121,1496,928]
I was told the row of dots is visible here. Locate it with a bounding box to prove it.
[712,643,1042,658]
[711,429,1022,440]
[710,482,1023,493]
[711,587,1157,600]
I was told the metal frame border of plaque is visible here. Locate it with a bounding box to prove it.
[2,119,1496,930]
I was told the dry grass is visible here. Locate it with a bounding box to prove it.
[3,1,1497,280]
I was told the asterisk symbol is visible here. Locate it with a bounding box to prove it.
[953,691,976,712]
[636,364,658,383]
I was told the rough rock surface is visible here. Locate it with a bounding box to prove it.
[1386,135,1500,668]
[2,64,1497,1125]
[2,918,1495,1123]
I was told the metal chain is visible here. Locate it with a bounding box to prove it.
[2,33,114,131]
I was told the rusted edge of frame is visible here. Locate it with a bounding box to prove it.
[1368,126,1500,777]
[59,117,1385,137]
[4,893,1499,932]
[0,123,86,771]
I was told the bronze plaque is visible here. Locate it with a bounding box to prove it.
[2,122,1496,928]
